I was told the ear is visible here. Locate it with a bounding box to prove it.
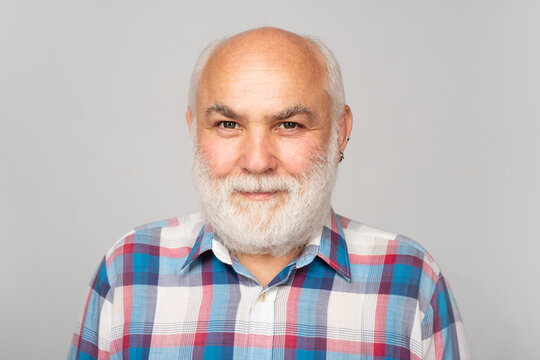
[337,105,353,152]
[186,107,194,135]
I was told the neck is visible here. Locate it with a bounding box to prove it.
[235,250,301,288]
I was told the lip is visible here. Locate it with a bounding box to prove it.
[239,191,280,200]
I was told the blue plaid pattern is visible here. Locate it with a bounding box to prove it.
[69,211,469,359]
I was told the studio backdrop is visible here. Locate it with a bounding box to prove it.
[1,0,539,358]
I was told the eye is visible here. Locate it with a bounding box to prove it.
[217,121,238,129]
[279,121,300,129]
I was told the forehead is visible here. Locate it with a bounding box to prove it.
[198,32,328,111]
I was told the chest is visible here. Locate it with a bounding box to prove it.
[108,263,424,359]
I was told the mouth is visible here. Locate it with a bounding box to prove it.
[237,191,283,201]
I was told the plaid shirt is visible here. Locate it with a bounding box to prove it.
[69,211,469,359]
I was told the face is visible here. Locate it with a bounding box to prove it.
[193,43,333,185]
[187,32,351,256]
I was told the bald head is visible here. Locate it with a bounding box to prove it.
[202,28,326,102]
[188,27,346,122]
[210,27,325,64]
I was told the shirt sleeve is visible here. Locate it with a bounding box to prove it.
[68,256,113,360]
[421,274,470,359]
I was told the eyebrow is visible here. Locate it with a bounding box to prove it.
[205,103,242,120]
[272,104,314,121]
[204,103,314,122]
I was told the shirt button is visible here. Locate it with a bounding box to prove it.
[257,292,266,302]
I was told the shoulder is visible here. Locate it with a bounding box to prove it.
[101,213,205,282]
[107,213,205,254]
[338,213,442,287]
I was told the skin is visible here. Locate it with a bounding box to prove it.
[186,28,353,287]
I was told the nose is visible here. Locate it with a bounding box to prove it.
[238,129,278,175]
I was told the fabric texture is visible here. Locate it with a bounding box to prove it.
[68,211,469,359]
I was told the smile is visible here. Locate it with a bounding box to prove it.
[238,191,282,201]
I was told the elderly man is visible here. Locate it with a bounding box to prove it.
[69,28,469,359]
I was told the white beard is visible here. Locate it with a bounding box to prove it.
[192,125,340,257]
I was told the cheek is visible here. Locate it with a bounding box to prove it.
[198,138,239,176]
[276,138,325,175]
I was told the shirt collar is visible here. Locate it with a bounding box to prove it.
[180,209,351,282]
[179,224,215,271]
[296,209,351,282]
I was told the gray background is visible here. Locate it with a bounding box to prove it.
[1,0,539,359]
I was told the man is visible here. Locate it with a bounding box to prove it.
[69,27,469,359]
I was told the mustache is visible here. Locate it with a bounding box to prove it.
[220,174,299,194]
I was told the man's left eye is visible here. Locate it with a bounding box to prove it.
[280,122,299,129]
[218,121,237,129]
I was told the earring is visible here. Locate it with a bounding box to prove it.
[339,150,345,162]
[345,136,350,142]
